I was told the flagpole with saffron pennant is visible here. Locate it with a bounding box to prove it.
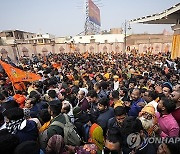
[0,60,41,93]
[12,82,17,94]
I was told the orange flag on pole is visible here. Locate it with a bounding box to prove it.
[0,60,41,83]
[83,51,89,59]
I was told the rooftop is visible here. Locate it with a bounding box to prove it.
[0,29,35,34]
[130,3,180,24]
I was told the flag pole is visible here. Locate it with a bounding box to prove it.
[12,82,16,94]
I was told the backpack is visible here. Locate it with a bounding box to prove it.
[50,114,81,146]
[39,128,49,151]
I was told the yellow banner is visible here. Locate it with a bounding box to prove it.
[171,34,180,59]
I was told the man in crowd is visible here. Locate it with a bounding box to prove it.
[143,90,158,111]
[170,88,180,127]
[156,97,179,137]
[162,82,173,98]
[97,98,114,134]
[108,106,127,132]
[173,83,180,92]
[103,128,122,154]
[112,75,120,90]
[76,89,90,112]
[86,90,99,123]
[138,104,157,136]
[94,82,107,99]
[119,87,128,101]
[121,117,157,154]
[47,100,66,141]
[109,90,124,108]
[128,88,146,117]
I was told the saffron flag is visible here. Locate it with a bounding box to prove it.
[70,43,75,51]
[83,51,89,59]
[0,60,41,83]
[52,63,62,69]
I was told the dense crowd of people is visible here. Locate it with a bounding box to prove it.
[0,51,180,154]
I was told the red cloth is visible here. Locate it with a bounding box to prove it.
[13,94,26,108]
[172,107,180,128]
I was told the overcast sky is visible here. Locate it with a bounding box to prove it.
[0,0,179,36]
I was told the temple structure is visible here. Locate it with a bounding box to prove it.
[130,3,180,59]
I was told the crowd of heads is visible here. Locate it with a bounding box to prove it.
[0,51,180,154]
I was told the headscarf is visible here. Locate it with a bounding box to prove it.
[46,135,65,154]
[88,123,104,150]
[140,104,155,116]
[139,104,157,136]
[76,144,98,154]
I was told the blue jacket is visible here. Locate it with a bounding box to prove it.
[128,98,145,117]
[107,117,122,132]
[30,101,48,118]
[97,107,114,131]
[97,90,108,99]
[16,120,38,143]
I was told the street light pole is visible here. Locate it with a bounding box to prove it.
[148,37,151,54]
[123,20,131,53]
[124,20,127,53]
[14,39,20,60]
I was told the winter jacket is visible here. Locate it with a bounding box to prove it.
[16,120,38,143]
[97,107,114,132]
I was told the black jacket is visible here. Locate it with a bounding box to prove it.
[97,107,114,132]
[107,117,122,133]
